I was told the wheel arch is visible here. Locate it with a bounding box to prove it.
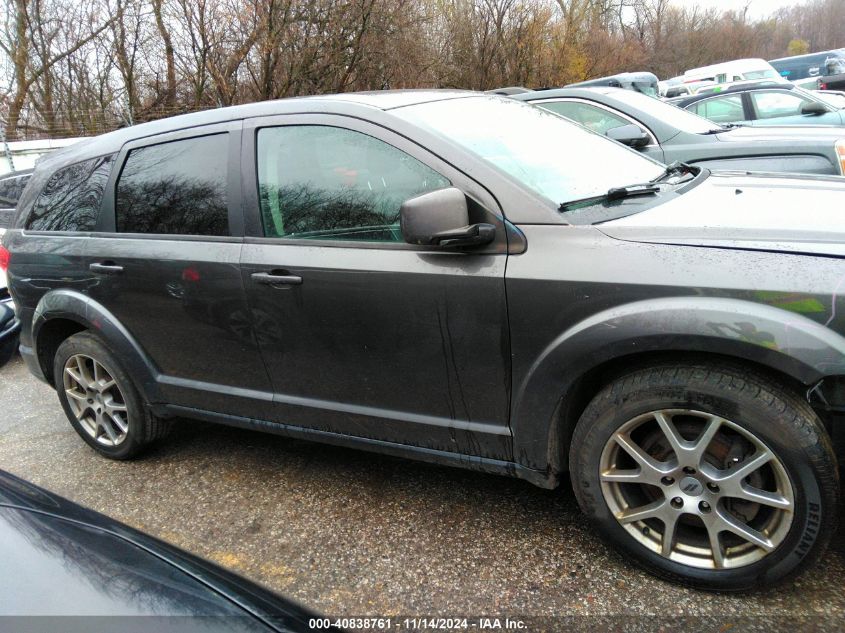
[510,297,845,481]
[32,289,162,402]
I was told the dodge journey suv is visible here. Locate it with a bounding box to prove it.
[2,91,843,591]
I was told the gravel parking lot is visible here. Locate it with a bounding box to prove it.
[1,354,844,630]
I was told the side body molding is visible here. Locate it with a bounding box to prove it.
[510,296,845,475]
[32,289,162,403]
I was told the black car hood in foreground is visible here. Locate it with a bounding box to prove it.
[0,470,334,632]
[599,171,845,257]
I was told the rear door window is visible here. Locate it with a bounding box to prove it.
[691,95,745,123]
[25,155,114,231]
[116,134,229,236]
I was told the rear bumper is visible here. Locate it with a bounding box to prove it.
[6,304,46,382]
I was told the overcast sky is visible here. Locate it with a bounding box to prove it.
[672,0,800,18]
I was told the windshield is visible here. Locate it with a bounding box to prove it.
[394,96,664,207]
[743,69,781,81]
[611,89,722,133]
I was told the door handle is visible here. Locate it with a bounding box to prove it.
[251,271,302,286]
[89,262,124,275]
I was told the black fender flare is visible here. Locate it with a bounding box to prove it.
[32,289,162,402]
[510,296,845,473]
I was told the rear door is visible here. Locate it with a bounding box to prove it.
[239,114,511,459]
[85,123,273,418]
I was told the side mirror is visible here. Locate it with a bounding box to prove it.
[801,101,828,116]
[605,124,650,148]
[400,187,495,249]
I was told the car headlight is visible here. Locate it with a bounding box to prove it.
[837,140,845,175]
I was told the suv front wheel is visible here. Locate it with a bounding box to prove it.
[54,332,170,459]
[570,363,839,591]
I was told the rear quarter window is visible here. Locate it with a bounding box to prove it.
[0,172,31,229]
[25,155,114,231]
[0,173,31,209]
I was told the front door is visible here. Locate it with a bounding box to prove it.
[240,115,511,459]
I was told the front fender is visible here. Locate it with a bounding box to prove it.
[510,296,845,473]
[32,289,162,403]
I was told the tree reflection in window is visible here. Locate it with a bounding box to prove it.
[257,126,450,241]
[116,134,229,236]
[26,154,114,231]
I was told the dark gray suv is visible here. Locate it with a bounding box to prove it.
[2,91,843,591]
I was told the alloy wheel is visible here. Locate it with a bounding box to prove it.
[62,354,129,447]
[599,409,794,569]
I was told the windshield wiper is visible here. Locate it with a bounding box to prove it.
[559,183,659,212]
[703,122,745,134]
[651,160,694,183]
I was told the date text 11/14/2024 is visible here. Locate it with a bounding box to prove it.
[308,617,528,630]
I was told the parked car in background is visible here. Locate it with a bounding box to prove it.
[486,86,531,96]
[793,76,822,90]
[513,87,845,175]
[2,90,844,591]
[689,78,764,97]
[661,77,717,98]
[683,58,786,87]
[566,71,659,96]
[0,469,334,630]
[670,82,845,127]
[818,60,845,92]
[0,169,32,229]
[658,77,682,97]
[770,49,845,83]
[771,50,845,92]
[0,169,29,366]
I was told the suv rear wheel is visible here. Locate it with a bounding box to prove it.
[54,332,169,459]
[570,363,839,591]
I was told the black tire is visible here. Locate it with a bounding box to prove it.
[569,363,839,591]
[53,331,170,459]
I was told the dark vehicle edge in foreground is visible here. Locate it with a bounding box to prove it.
[0,469,334,631]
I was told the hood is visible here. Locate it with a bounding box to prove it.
[716,125,845,143]
[599,171,845,257]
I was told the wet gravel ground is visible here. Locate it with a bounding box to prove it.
[1,354,844,631]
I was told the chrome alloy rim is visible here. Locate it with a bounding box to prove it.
[62,354,129,447]
[600,409,794,569]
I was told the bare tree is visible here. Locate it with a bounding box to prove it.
[3,0,842,140]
